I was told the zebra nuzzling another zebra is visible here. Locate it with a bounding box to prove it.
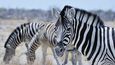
[54,5,115,65]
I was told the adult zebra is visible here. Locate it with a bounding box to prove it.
[54,5,115,65]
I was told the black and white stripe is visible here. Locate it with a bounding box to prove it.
[3,22,46,64]
[25,22,59,65]
[54,5,115,65]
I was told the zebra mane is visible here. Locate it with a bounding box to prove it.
[60,5,104,26]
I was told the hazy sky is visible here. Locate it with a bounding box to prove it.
[0,0,114,11]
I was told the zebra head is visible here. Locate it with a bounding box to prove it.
[54,5,75,57]
[3,44,15,64]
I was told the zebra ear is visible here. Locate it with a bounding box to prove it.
[52,8,60,19]
[67,8,76,20]
[55,15,62,26]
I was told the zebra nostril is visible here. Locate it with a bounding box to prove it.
[60,41,62,43]
[60,48,63,52]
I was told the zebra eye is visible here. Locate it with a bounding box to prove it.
[67,28,71,31]
[54,27,58,31]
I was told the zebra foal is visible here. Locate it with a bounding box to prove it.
[3,22,48,64]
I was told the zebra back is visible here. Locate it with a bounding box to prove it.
[4,22,46,49]
[4,23,30,49]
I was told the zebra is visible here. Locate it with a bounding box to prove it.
[3,22,48,64]
[53,5,115,65]
[3,21,80,65]
[25,22,62,65]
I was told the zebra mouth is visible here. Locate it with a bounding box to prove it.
[55,48,64,57]
[3,55,12,64]
[57,51,64,57]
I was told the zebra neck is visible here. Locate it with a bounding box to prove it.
[75,9,104,27]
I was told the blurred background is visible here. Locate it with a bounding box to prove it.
[0,0,115,65]
[0,0,115,22]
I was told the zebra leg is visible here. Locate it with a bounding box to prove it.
[25,31,41,64]
[25,43,31,64]
[42,45,47,65]
[71,50,83,65]
[25,43,35,64]
[77,51,82,65]
[25,43,28,49]
[27,51,36,65]
[25,42,40,64]
[62,50,69,65]
[71,50,77,65]
[51,47,62,65]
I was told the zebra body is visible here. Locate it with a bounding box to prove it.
[3,22,47,63]
[54,5,115,65]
